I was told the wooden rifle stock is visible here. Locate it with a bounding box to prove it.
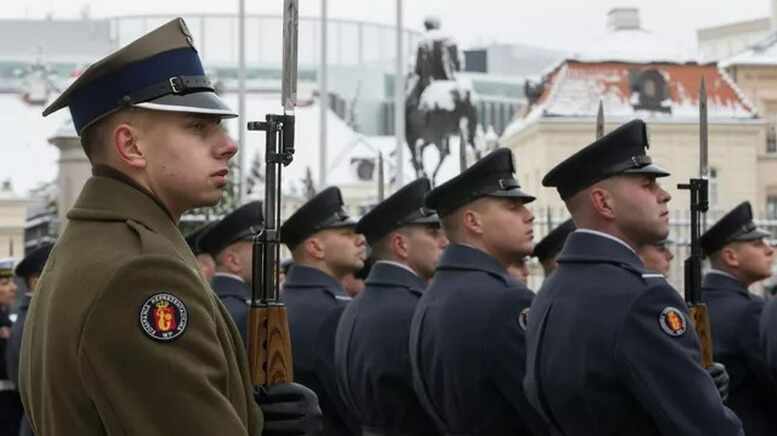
[688,303,714,368]
[248,304,293,384]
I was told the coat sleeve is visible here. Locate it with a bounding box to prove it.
[486,287,549,436]
[760,299,777,385]
[737,298,777,394]
[615,284,743,436]
[78,255,254,436]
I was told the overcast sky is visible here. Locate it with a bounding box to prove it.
[2,0,775,53]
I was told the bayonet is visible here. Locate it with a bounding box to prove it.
[596,99,604,139]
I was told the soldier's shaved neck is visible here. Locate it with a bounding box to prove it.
[567,179,629,240]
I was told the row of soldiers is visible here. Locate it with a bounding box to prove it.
[11,16,777,436]
[180,121,777,435]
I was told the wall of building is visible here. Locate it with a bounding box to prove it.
[504,119,766,214]
[697,18,770,62]
[0,199,29,258]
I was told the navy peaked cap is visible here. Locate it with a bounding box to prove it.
[700,201,770,256]
[281,187,357,249]
[15,242,54,278]
[424,148,535,217]
[533,219,575,262]
[542,119,669,200]
[199,201,263,257]
[356,178,439,245]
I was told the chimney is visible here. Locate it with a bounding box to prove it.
[607,8,641,31]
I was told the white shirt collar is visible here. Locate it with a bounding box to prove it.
[375,260,420,278]
[213,272,245,283]
[574,229,637,255]
[708,269,739,281]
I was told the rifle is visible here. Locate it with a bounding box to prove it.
[245,0,298,385]
[677,77,714,368]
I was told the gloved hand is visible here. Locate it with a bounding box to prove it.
[707,362,730,402]
[255,383,323,436]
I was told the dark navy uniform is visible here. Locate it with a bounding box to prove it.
[409,148,545,436]
[335,178,441,436]
[0,305,23,436]
[282,264,354,435]
[336,262,436,435]
[698,202,776,435]
[524,231,742,436]
[703,271,775,434]
[761,297,777,386]
[199,200,262,343]
[410,244,545,435]
[525,120,741,436]
[211,273,250,342]
[281,186,361,435]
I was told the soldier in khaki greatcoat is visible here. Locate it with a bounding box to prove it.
[19,18,321,436]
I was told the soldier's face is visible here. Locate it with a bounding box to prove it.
[405,224,448,281]
[0,278,17,306]
[608,175,671,246]
[638,244,673,275]
[140,112,237,214]
[319,227,366,276]
[729,238,775,283]
[479,197,535,264]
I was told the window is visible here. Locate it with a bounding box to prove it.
[768,196,777,219]
[768,123,777,154]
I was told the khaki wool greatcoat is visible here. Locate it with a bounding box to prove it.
[19,172,262,436]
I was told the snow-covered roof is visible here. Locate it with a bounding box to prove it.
[503,61,757,140]
[720,32,777,68]
[571,28,697,64]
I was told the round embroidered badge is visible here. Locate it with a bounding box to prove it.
[518,307,530,331]
[658,306,686,337]
[139,292,188,342]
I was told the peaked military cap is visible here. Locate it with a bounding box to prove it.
[700,201,770,256]
[533,219,575,262]
[15,242,54,279]
[356,178,439,245]
[281,186,357,249]
[543,119,670,200]
[185,222,215,256]
[199,201,263,257]
[0,259,14,279]
[425,148,535,217]
[43,18,236,134]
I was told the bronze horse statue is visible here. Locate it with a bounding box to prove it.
[405,80,479,182]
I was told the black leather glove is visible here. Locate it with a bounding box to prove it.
[255,383,323,436]
[707,362,730,402]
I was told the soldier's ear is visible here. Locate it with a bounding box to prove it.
[304,237,326,260]
[590,187,615,221]
[720,246,740,269]
[462,209,484,236]
[113,122,147,170]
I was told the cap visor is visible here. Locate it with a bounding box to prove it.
[489,188,536,204]
[733,228,771,241]
[623,163,670,178]
[324,218,358,230]
[134,91,237,118]
[408,214,441,226]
